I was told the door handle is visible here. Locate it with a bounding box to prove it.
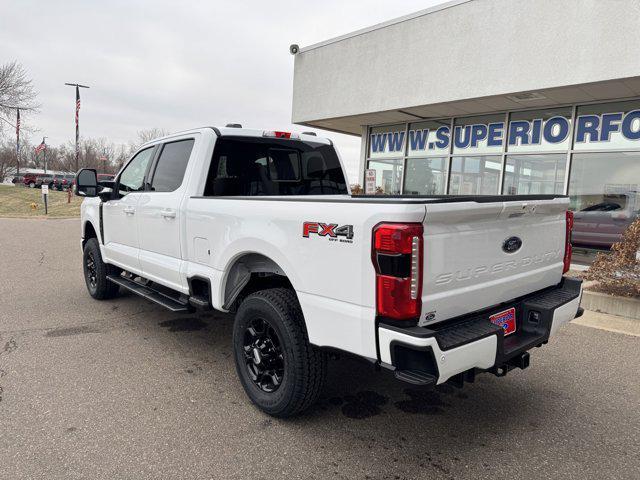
[123,206,135,215]
[160,209,176,219]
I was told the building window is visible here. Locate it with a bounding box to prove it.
[368,124,407,159]
[407,120,451,157]
[453,114,505,155]
[569,151,640,248]
[573,99,640,151]
[507,107,572,153]
[403,157,447,195]
[449,156,501,195]
[503,154,566,195]
[366,159,403,194]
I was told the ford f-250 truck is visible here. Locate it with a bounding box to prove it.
[75,126,583,417]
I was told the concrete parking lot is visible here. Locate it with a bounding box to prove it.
[1,218,639,480]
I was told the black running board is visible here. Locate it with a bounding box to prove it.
[107,275,191,312]
[394,369,437,386]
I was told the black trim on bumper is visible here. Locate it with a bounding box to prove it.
[380,278,582,379]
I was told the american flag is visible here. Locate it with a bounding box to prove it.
[35,139,46,154]
[75,86,81,125]
[75,86,80,159]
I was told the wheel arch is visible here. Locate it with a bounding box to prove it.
[82,220,99,248]
[221,252,296,312]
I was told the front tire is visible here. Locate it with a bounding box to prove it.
[82,238,120,299]
[233,288,327,417]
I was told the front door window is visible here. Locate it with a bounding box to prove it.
[118,147,154,196]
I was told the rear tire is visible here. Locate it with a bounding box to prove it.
[82,238,120,300]
[233,288,327,417]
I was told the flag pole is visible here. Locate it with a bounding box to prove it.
[42,137,47,174]
[64,83,90,172]
[16,108,20,176]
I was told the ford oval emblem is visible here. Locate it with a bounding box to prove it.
[502,236,522,253]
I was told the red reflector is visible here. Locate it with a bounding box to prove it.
[274,131,291,138]
[563,210,573,274]
[374,223,423,254]
[376,275,421,320]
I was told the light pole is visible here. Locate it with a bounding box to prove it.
[64,83,90,171]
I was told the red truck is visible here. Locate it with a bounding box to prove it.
[22,173,53,188]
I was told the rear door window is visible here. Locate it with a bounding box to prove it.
[204,137,347,196]
[150,139,195,192]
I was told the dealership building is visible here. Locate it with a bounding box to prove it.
[292,0,640,252]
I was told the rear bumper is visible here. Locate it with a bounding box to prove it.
[378,277,582,385]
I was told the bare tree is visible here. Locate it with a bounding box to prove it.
[113,143,131,172]
[0,142,16,181]
[0,61,39,138]
[136,128,169,145]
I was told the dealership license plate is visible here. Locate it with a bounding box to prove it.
[490,307,517,336]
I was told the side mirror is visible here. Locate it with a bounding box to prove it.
[98,180,115,202]
[75,169,98,197]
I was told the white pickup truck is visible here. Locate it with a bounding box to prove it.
[76,126,583,417]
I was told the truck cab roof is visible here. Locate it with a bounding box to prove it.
[140,127,332,148]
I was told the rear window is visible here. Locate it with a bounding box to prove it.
[150,139,195,192]
[204,137,347,196]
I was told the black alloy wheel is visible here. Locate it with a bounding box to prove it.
[232,288,327,417]
[85,251,98,290]
[242,317,285,393]
[82,237,121,300]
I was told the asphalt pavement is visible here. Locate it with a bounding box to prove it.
[1,218,638,479]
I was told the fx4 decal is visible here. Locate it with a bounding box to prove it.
[303,222,354,243]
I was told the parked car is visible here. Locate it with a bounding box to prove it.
[572,194,639,249]
[52,174,65,190]
[22,173,39,188]
[22,173,53,188]
[36,174,54,188]
[52,174,76,191]
[97,174,114,183]
[63,174,76,191]
[75,126,583,417]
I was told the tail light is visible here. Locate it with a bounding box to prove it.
[563,210,573,274]
[372,223,423,322]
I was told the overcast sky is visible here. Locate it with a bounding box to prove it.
[0,0,445,181]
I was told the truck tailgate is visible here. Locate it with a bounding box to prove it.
[420,198,568,326]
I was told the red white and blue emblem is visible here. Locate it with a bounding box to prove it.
[490,307,517,336]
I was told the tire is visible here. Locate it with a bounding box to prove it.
[28,182,35,188]
[82,238,121,300]
[233,288,327,417]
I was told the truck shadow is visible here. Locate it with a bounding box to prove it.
[142,307,574,477]
[151,307,560,423]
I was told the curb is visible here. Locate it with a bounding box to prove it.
[581,290,640,320]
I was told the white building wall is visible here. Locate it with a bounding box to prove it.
[292,0,640,125]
